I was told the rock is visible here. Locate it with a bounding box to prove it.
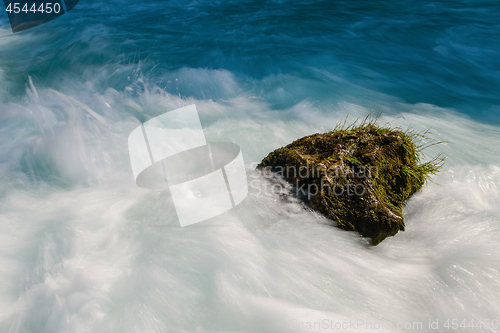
[257,120,443,245]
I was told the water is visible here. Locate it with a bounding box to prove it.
[0,1,499,332]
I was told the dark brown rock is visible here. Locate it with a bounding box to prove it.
[257,122,442,245]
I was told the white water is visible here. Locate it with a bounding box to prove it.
[0,70,499,332]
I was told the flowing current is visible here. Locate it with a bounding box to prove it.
[0,1,499,332]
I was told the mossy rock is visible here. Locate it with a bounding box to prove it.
[257,119,442,245]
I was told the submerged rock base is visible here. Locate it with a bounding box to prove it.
[258,119,442,245]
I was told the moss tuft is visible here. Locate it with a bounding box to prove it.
[257,113,444,245]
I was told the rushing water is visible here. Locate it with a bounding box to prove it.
[0,1,499,332]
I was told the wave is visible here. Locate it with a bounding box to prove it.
[0,70,499,331]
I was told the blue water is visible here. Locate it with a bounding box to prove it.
[0,1,499,332]
[1,0,500,119]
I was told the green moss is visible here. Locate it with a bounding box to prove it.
[345,156,361,166]
[258,113,444,245]
[376,128,390,135]
[329,152,339,161]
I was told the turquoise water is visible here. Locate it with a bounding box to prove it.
[0,1,499,332]
[2,0,500,119]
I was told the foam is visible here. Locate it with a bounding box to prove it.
[0,71,499,332]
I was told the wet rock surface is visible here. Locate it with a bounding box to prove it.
[258,122,442,245]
